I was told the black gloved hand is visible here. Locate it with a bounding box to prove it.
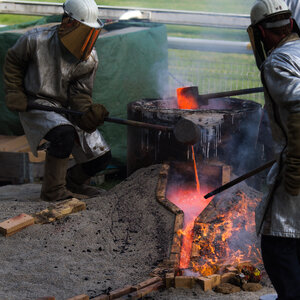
[78,103,109,133]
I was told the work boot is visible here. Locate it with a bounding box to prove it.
[66,163,104,197]
[259,294,278,300]
[40,153,74,202]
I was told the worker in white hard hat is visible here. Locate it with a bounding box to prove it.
[3,0,111,202]
[248,0,300,299]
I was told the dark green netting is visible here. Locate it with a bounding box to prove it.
[0,16,168,166]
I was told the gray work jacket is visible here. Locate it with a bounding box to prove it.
[256,37,300,238]
[6,25,109,161]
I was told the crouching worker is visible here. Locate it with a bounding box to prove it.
[3,0,111,201]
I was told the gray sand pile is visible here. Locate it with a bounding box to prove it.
[0,164,276,300]
[0,165,174,299]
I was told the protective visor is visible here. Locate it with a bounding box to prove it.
[247,24,266,69]
[58,17,103,60]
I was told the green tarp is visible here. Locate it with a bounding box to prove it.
[0,16,168,166]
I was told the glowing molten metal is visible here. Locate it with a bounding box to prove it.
[166,184,212,269]
[177,87,199,110]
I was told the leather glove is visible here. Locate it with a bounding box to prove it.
[78,103,109,133]
[285,112,300,196]
[5,91,27,112]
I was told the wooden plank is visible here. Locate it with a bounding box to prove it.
[92,295,109,300]
[173,212,184,233]
[0,135,46,162]
[0,135,28,152]
[221,272,236,283]
[207,274,221,288]
[199,161,231,187]
[66,295,89,300]
[165,273,175,289]
[0,135,16,144]
[196,276,212,291]
[0,213,35,237]
[108,286,133,299]
[132,277,161,291]
[124,281,163,300]
[175,276,195,289]
[33,198,86,224]
[222,165,231,185]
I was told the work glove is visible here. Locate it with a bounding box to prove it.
[78,103,109,133]
[285,112,300,196]
[5,91,28,112]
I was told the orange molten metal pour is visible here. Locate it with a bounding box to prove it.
[167,144,212,269]
[192,146,200,193]
[167,183,213,269]
[171,89,211,269]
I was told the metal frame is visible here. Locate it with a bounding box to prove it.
[0,0,251,29]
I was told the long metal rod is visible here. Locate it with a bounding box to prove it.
[198,87,264,101]
[204,159,276,199]
[27,103,173,132]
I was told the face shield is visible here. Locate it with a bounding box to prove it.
[247,24,266,70]
[58,16,104,61]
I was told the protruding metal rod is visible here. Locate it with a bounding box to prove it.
[204,159,276,199]
[27,102,173,131]
[198,87,264,101]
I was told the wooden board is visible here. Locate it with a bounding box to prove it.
[0,135,46,163]
[33,198,86,224]
[0,213,35,237]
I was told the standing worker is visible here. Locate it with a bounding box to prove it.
[3,0,111,201]
[248,0,300,299]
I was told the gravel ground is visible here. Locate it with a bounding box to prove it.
[0,164,276,300]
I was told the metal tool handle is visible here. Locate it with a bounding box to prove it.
[204,159,276,199]
[27,102,173,132]
[198,87,264,101]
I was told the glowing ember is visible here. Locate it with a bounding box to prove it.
[177,87,199,110]
[166,185,213,269]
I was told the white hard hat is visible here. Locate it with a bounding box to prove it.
[63,0,102,29]
[250,0,290,25]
